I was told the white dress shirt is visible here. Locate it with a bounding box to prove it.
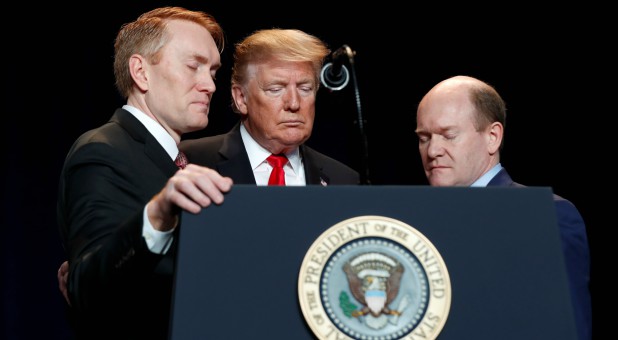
[240,123,306,186]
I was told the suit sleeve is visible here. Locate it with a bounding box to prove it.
[59,141,163,312]
[554,198,592,340]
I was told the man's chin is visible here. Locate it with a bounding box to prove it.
[280,131,309,145]
[189,115,209,129]
[428,174,453,187]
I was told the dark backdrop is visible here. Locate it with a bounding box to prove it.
[3,2,607,339]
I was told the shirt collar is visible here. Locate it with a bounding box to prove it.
[471,163,502,187]
[239,123,301,173]
[123,105,178,160]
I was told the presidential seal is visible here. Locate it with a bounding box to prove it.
[298,215,451,340]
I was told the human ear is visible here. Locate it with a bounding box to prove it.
[129,54,148,92]
[487,122,503,154]
[231,85,248,115]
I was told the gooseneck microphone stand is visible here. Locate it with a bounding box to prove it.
[321,45,371,185]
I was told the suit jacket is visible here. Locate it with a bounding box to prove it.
[180,122,360,185]
[488,168,592,340]
[57,108,179,340]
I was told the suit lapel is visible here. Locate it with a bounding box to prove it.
[301,145,329,185]
[216,124,257,184]
[112,108,178,177]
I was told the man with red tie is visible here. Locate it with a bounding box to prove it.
[181,29,360,186]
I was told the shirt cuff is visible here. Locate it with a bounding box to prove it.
[142,203,174,254]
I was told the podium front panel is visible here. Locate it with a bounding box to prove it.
[169,185,576,340]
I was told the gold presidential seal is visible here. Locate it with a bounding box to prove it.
[298,215,451,340]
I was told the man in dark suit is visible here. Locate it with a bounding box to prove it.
[414,75,592,340]
[181,28,359,185]
[56,7,232,340]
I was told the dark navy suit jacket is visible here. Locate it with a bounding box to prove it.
[488,168,592,340]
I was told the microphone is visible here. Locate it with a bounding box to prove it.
[320,45,352,91]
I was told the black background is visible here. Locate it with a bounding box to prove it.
[3,2,608,339]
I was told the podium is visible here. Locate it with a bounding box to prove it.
[169,185,577,340]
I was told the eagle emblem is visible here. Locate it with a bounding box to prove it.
[341,252,409,330]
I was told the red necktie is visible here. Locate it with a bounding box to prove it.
[175,151,188,169]
[267,154,288,186]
